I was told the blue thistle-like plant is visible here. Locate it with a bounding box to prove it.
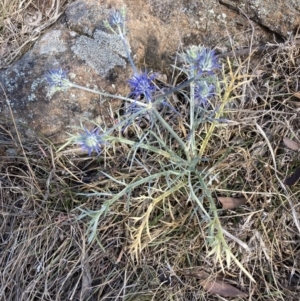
[74,128,104,156]
[128,71,157,102]
[47,68,72,88]
[104,7,127,36]
[109,8,126,27]
[46,68,73,96]
[183,46,220,77]
[194,81,215,107]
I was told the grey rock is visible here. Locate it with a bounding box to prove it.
[220,0,300,38]
[71,30,128,76]
[65,0,110,36]
[0,15,130,142]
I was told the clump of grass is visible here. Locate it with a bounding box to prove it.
[0,0,72,69]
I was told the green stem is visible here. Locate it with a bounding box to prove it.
[152,109,191,161]
[189,81,196,157]
[70,76,200,110]
[117,26,138,75]
[70,83,146,106]
[105,135,182,162]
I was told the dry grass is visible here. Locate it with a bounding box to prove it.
[0,0,72,69]
[2,2,300,301]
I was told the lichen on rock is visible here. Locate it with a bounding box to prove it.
[71,30,129,76]
[38,30,67,54]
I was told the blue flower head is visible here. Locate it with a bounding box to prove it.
[109,7,126,27]
[47,69,72,88]
[46,68,73,96]
[74,128,104,156]
[183,46,220,76]
[194,81,215,107]
[104,7,127,34]
[128,71,157,102]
